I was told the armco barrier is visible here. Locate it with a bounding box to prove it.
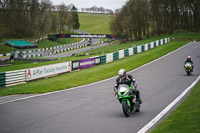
[5,69,26,87]
[0,38,170,88]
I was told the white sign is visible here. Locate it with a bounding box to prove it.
[26,61,71,81]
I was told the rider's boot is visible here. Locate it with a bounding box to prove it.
[137,97,142,104]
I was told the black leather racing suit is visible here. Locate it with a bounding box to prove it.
[114,74,141,103]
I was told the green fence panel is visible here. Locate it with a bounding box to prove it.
[133,47,138,54]
[124,49,129,57]
[159,40,161,46]
[100,55,106,64]
[141,45,145,52]
[0,72,5,78]
[113,52,119,60]
[0,76,5,80]
[154,41,156,47]
[148,43,151,50]
[163,39,165,44]
[0,72,6,88]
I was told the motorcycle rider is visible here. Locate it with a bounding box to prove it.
[185,56,194,72]
[114,69,142,104]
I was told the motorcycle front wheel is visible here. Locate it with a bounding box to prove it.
[122,100,131,117]
[187,71,191,76]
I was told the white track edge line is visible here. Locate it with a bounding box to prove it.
[0,42,192,105]
[137,75,200,133]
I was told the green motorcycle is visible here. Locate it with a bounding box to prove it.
[116,85,140,117]
[184,62,193,75]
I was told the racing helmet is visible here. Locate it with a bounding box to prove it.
[187,56,191,60]
[118,69,126,79]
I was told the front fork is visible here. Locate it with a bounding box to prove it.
[122,99,131,107]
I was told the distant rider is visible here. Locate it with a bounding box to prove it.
[185,56,194,72]
[114,69,142,104]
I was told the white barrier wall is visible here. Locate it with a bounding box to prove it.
[137,45,142,53]
[119,50,124,59]
[145,44,148,51]
[106,53,113,63]
[156,40,159,46]
[26,61,71,81]
[166,38,168,42]
[128,48,134,56]
[161,40,163,45]
[151,42,154,49]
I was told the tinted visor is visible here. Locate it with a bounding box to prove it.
[120,74,126,79]
[120,75,124,78]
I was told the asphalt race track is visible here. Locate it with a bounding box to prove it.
[0,42,200,133]
[46,39,109,58]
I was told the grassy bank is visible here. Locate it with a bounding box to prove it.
[0,13,111,54]
[151,81,200,133]
[0,41,187,96]
[78,13,111,34]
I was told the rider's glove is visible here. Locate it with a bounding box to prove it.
[113,87,118,96]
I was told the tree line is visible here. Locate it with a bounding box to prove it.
[0,0,80,42]
[110,0,200,41]
[81,6,114,14]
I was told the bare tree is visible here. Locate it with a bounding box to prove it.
[58,3,69,33]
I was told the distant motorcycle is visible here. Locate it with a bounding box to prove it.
[115,85,140,117]
[184,62,193,75]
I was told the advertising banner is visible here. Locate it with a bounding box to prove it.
[48,34,115,39]
[26,62,71,81]
[79,58,95,69]
[94,57,101,65]
[72,57,101,70]
[72,60,80,70]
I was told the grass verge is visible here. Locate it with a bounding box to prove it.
[0,41,187,96]
[151,81,200,133]
[78,13,111,34]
